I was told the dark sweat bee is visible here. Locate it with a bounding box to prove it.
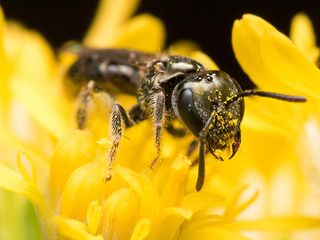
[65,46,307,191]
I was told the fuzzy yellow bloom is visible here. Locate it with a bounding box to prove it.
[1,1,320,240]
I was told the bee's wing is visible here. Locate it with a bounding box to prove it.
[63,45,162,96]
[62,44,159,69]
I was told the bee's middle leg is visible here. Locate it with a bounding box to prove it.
[149,92,166,169]
[106,103,146,181]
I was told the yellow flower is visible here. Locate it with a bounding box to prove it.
[1,1,320,239]
[0,1,251,239]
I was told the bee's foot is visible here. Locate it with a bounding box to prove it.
[103,172,112,182]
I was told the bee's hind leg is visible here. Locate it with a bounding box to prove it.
[76,81,96,129]
[76,80,112,129]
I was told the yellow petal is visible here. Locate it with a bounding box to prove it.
[231,216,320,232]
[232,14,300,95]
[87,200,102,235]
[150,207,192,239]
[0,164,41,205]
[239,124,298,178]
[0,128,49,175]
[242,98,303,136]
[130,218,151,240]
[242,112,284,136]
[49,130,95,201]
[224,185,259,218]
[179,225,249,240]
[168,40,200,56]
[116,166,144,194]
[84,0,140,47]
[7,23,71,137]
[116,166,161,220]
[12,76,70,138]
[0,7,5,57]
[290,13,319,62]
[17,152,38,189]
[160,156,190,208]
[233,14,320,100]
[181,192,225,212]
[110,14,165,52]
[167,42,219,70]
[190,51,219,70]
[232,15,277,90]
[0,7,11,109]
[55,216,103,240]
[60,162,123,220]
[114,121,155,172]
[260,30,320,99]
[101,188,139,240]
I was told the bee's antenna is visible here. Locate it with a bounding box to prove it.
[225,89,307,106]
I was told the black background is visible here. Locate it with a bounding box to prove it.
[2,0,320,88]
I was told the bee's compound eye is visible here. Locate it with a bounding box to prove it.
[177,88,203,137]
[153,61,167,73]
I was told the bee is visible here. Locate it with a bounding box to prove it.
[65,46,307,191]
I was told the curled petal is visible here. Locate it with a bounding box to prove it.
[60,162,124,220]
[0,164,42,205]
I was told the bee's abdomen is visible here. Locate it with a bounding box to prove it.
[67,56,142,95]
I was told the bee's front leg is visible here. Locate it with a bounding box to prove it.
[196,113,216,191]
